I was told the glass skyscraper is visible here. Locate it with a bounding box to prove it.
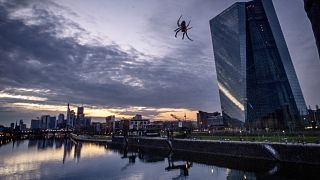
[210,0,307,130]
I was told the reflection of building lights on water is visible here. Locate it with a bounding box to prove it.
[211,169,214,173]
[244,174,247,179]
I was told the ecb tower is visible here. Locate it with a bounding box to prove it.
[210,0,307,130]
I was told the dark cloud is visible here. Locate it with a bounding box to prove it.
[0,0,218,125]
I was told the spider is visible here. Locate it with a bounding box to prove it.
[174,15,193,41]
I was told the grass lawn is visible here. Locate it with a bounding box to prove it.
[192,134,320,144]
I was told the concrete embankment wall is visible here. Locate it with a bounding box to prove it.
[271,143,320,165]
[111,136,320,165]
[112,136,169,150]
[128,137,169,150]
[172,139,275,161]
[70,134,111,143]
[110,136,125,144]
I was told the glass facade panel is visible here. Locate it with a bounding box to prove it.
[261,0,307,116]
[210,3,246,123]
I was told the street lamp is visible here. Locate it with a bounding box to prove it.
[282,130,286,143]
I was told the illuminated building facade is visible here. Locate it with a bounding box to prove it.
[210,0,306,130]
[197,111,224,130]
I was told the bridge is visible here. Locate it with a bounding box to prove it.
[1,129,73,140]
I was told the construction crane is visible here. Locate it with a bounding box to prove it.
[170,113,191,138]
[170,113,187,121]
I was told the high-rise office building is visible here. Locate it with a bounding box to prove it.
[19,120,26,131]
[77,106,85,126]
[58,113,64,124]
[85,117,91,127]
[106,115,115,123]
[305,0,320,58]
[210,0,307,130]
[77,107,84,116]
[132,114,142,120]
[40,115,50,129]
[49,116,56,129]
[66,104,74,128]
[31,119,40,129]
[106,115,116,133]
[70,110,76,127]
[57,113,66,129]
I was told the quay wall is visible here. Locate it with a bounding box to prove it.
[271,143,320,165]
[127,137,169,150]
[111,136,320,165]
[171,139,275,161]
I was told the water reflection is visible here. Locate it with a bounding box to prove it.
[0,138,318,180]
[0,138,109,178]
[115,145,257,180]
[74,142,82,162]
[120,146,193,179]
[166,152,192,179]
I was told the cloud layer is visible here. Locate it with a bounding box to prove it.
[0,0,319,126]
[0,0,219,125]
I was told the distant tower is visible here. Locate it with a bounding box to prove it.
[66,103,73,128]
[58,113,64,124]
[210,0,307,130]
[77,106,85,126]
[133,114,142,120]
[15,121,18,130]
[77,106,84,116]
[40,115,50,129]
[305,0,320,58]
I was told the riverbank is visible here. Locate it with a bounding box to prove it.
[74,135,320,166]
[2,138,319,180]
[70,133,111,143]
[191,132,320,143]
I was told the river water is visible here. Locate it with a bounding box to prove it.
[0,138,316,180]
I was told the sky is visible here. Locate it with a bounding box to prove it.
[0,0,319,126]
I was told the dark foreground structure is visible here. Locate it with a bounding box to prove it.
[305,0,320,58]
[210,0,307,130]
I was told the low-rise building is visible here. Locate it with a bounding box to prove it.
[129,115,150,136]
[197,111,224,130]
[305,105,320,128]
[130,119,150,131]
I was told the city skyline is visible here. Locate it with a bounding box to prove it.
[1,0,320,126]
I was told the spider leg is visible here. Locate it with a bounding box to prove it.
[182,32,185,40]
[177,15,182,27]
[174,27,181,32]
[187,27,192,30]
[187,20,191,27]
[185,31,193,41]
[175,29,181,38]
